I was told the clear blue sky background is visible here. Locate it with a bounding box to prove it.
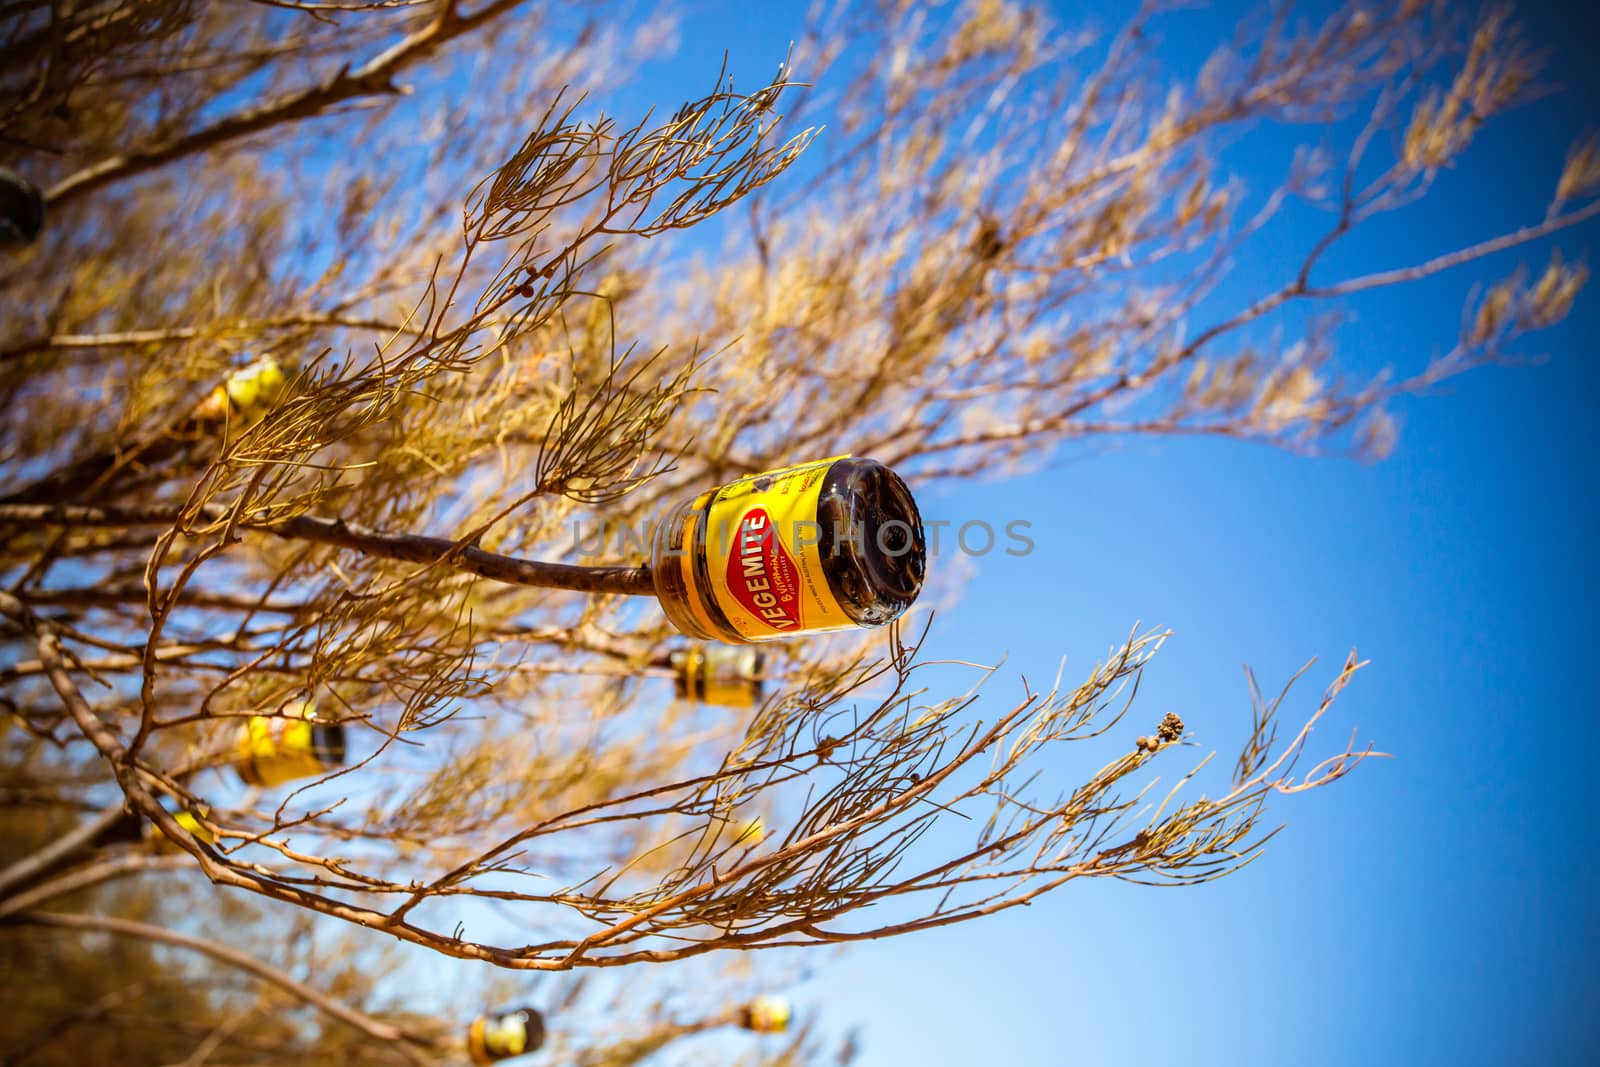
[609,1,1599,1064]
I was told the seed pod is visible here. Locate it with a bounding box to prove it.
[670,644,765,707]
[235,699,345,788]
[739,994,792,1034]
[1157,711,1184,743]
[467,1006,546,1064]
[652,456,925,643]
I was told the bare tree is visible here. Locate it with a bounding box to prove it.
[2,0,1593,1062]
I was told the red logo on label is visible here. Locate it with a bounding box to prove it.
[725,507,802,630]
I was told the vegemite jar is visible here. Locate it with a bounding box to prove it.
[235,698,346,788]
[738,994,792,1034]
[651,457,925,644]
[467,1006,547,1064]
[144,806,217,852]
[193,356,290,425]
[670,644,765,707]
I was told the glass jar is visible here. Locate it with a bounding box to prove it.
[670,644,765,706]
[739,994,792,1034]
[467,1006,546,1064]
[235,698,346,787]
[651,456,925,643]
[193,356,289,424]
[144,806,216,852]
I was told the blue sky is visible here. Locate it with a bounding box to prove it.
[620,0,1599,1063]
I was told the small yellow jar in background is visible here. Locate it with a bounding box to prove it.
[467,1006,546,1064]
[739,994,792,1034]
[670,644,766,707]
[144,806,216,852]
[193,356,290,424]
[235,699,345,788]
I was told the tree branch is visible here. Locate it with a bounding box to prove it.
[0,314,426,366]
[268,512,656,596]
[1304,197,1600,297]
[44,0,529,210]
[0,504,657,596]
[0,854,188,920]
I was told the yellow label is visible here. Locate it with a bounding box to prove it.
[701,672,759,707]
[238,713,327,787]
[224,357,288,420]
[695,457,853,640]
[697,646,762,706]
[743,994,791,1033]
[146,808,216,851]
[468,1012,538,1063]
[173,808,216,846]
